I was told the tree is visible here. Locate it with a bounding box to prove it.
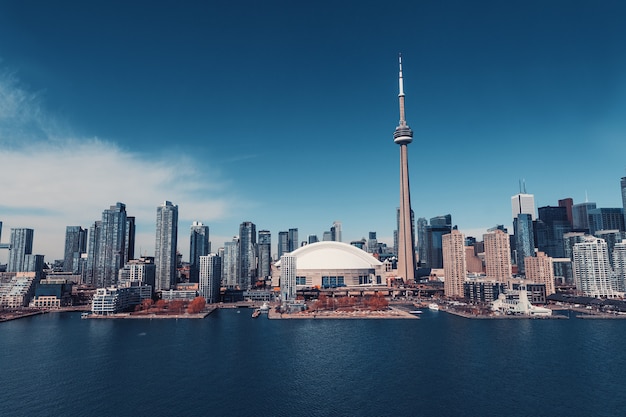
[187,296,206,314]
[155,299,167,311]
[169,300,186,314]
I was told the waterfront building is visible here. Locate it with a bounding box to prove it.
[30,278,74,308]
[258,230,271,279]
[24,254,45,280]
[393,55,416,282]
[612,239,626,292]
[491,286,552,316]
[588,208,625,234]
[483,229,512,281]
[238,221,257,290]
[273,241,384,288]
[280,254,297,302]
[87,203,130,288]
[572,236,620,298]
[524,251,555,296]
[464,280,505,303]
[442,229,466,298]
[513,213,535,274]
[509,281,547,304]
[223,237,239,289]
[0,272,37,308]
[63,226,87,273]
[91,285,152,315]
[155,201,178,291]
[7,228,34,272]
[199,254,221,304]
[511,193,536,220]
[118,257,156,290]
[189,221,210,283]
[465,246,484,273]
[572,202,596,232]
[160,288,197,301]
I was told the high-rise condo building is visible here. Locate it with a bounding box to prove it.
[524,251,555,296]
[199,254,221,304]
[417,217,427,265]
[621,177,626,227]
[572,236,618,298]
[155,201,178,291]
[257,230,271,279]
[612,239,626,292]
[558,198,574,227]
[442,229,466,298]
[223,237,239,289]
[7,228,34,272]
[280,254,297,302]
[484,229,511,281]
[125,216,136,263]
[511,193,536,220]
[87,203,129,288]
[189,221,210,283]
[393,55,416,282]
[238,221,257,290]
[63,226,87,273]
[118,257,156,290]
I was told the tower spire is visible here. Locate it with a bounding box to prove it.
[394,54,413,145]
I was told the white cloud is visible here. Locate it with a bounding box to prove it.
[0,72,239,262]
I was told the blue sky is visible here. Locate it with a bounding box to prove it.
[1,0,626,261]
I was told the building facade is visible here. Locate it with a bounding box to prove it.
[189,221,210,283]
[572,236,619,298]
[484,229,512,282]
[257,230,271,279]
[63,226,87,273]
[442,229,466,298]
[524,251,555,296]
[155,201,178,291]
[199,254,221,304]
[7,228,34,273]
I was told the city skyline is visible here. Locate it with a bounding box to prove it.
[1,1,626,261]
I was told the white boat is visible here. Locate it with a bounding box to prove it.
[259,302,270,312]
[409,310,422,314]
[428,303,439,311]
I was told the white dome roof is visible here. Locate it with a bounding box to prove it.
[281,241,382,270]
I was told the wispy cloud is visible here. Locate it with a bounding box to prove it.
[0,71,239,261]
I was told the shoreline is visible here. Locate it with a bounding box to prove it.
[268,306,419,320]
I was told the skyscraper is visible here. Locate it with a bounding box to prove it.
[424,215,451,269]
[588,208,625,234]
[63,226,87,273]
[288,228,299,252]
[7,228,34,273]
[278,231,289,258]
[155,201,178,291]
[393,55,416,282]
[257,230,271,279]
[199,254,221,304]
[442,229,466,298]
[331,221,342,242]
[90,203,129,288]
[513,213,534,274]
[483,229,512,281]
[621,177,626,228]
[238,221,257,290]
[536,205,571,258]
[189,221,210,283]
[280,254,297,302]
[612,239,626,292]
[511,193,536,220]
[572,202,596,232]
[223,237,239,289]
[572,236,618,298]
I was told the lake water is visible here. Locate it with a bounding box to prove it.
[0,309,624,417]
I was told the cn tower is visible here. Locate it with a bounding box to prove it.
[394,54,416,282]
